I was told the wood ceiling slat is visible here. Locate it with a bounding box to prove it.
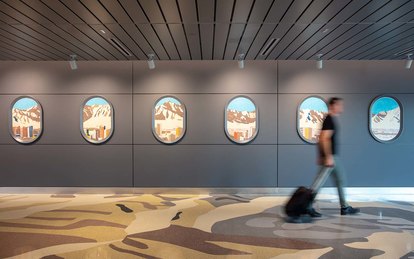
[136,24,170,59]
[139,0,181,59]
[197,0,214,59]
[223,0,255,59]
[338,21,414,59]
[0,22,68,59]
[178,0,201,59]
[41,0,122,59]
[288,0,371,60]
[119,0,169,59]
[152,24,181,59]
[30,0,114,60]
[0,2,94,60]
[2,0,103,60]
[104,23,146,59]
[99,0,158,58]
[231,0,254,23]
[0,51,17,60]
[11,24,79,59]
[168,24,191,59]
[200,23,214,59]
[158,0,181,23]
[0,36,55,60]
[197,0,214,23]
[266,0,332,60]
[213,0,234,59]
[351,24,414,59]
[235,0,274,57]
[0,47,33,60]
[0,39,43,60]
[224,23,246,59]
[366,32,414,59]
[279,0,352,60]
[247,0,311,60]
[177,0,198,23]
[325,0,414,59]
[158,1,191,59]
[0,26,62,60]
[213,23,230,59]
[59,0,101,24]
[183,23,201,59]
[79,0,117,24]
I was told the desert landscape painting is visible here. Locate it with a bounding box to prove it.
[370,96,401,141]
[226,96,257,143]
[153,97,185,143]
[82,97,113,143]
[11,97,42,143]
[298,97,328,143]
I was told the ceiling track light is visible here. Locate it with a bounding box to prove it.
[69,54,77,70]
[147,54,155,70]
[406,54,413,69]
[316,54,323,69]
[237,53,245,69]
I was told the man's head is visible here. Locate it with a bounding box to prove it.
[328,97,344,115]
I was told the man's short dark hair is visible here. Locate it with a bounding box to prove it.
[329,97,343,106]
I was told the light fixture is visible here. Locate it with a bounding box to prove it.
[147,54,155,70]
[237,53,245,69]
[405,54,412,69]
[100,29,106,34]
[316,54,323,69]
[260,38,280,56]
[69,54,77,70]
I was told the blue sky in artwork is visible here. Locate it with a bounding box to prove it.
[156,97,181,107]
[227,97,255,112]
[300,97,328,112]
[13,97,38,110]
[86,97,109,106]
[371,97,399,114]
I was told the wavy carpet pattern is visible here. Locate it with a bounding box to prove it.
[0,194,413,258]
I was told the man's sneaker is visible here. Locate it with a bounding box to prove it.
[341,206,360,215]
[307,208,322,218]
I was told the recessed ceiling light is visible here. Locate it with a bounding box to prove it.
[322,28,329,33]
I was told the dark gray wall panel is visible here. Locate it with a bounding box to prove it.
[278,144,414,188]
[0,94,132,145]
[133,145,277,187]
[133,94,277,145]
[0,145,132,187]
[279,60,414,94]
[133,61,278,94]
[0,61,132,94]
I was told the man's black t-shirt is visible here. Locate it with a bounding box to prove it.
[320,114,337,156]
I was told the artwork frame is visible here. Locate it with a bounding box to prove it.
[80,96,114,144]
[152,95,187,144]
[9,96,43,144]
[224,95,259,144]
[369,95,402,143]
[297,95,328,144]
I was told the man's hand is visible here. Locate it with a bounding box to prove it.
[324,155,334,167]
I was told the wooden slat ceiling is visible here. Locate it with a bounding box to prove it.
[0,0,414,61]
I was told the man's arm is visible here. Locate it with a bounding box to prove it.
[319,129,334,167]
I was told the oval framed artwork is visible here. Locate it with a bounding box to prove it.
[10,96,43,144]
[152,96,186,144]
[297,96,328,144]
[369,96,402,143]
[81,96,114,144]
[225,96,258,144]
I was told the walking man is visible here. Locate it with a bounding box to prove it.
[308,97,360,217]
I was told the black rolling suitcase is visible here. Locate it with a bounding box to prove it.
[285,186,316,218]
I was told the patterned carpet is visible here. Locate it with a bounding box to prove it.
[0,193,413,259]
